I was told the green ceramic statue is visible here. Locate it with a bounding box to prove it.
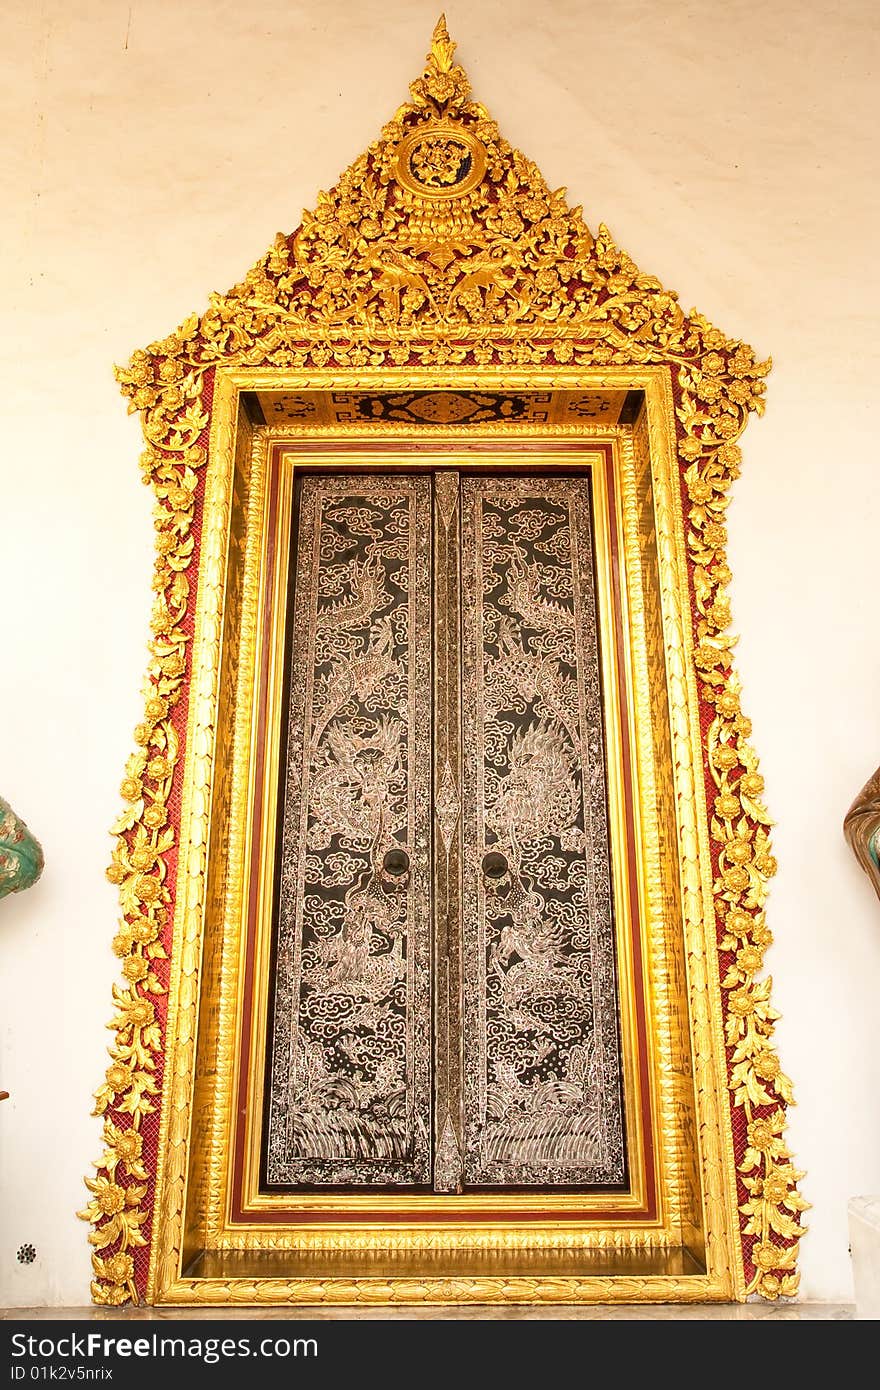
[0,795,44,900]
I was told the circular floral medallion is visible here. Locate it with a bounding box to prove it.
[395,122,487,200]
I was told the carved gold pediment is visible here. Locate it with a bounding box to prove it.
[118,15,767,445]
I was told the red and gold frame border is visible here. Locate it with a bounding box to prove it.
[79,19,806,1304]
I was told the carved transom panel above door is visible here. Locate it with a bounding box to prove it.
[249,389,633,428]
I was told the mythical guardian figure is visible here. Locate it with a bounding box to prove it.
[845,765,880,902]
[0,795,43,902]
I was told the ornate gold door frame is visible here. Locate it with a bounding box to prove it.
[127,370,736,1303]
[84,17,805,1307]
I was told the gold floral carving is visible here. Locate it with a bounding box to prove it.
[683,409,808,1298]
[83,14,805,1304]
[78,434,207,1305]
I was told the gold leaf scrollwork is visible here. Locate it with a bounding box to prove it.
[680,357,809,1300]
[79,432,208,1304]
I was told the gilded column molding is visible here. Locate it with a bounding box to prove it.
[81,14,806,1304]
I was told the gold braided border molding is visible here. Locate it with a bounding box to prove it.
[80,17,806,1304]
[161,1275,721,1306]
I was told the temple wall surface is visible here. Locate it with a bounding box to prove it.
[0,0,877,1304]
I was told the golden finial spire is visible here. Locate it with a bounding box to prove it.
[430,14,456,71]
[410,13,471,114]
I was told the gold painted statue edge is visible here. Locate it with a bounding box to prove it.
[845,765,880,900]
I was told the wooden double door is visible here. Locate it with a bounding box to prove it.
[264,469,625,1192]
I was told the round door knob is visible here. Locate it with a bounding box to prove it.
[482,851,509,880]
[382,848,410,878]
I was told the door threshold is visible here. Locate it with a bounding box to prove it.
[169,1245,719,1305]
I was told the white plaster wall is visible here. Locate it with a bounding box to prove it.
[1,0,877,1306]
